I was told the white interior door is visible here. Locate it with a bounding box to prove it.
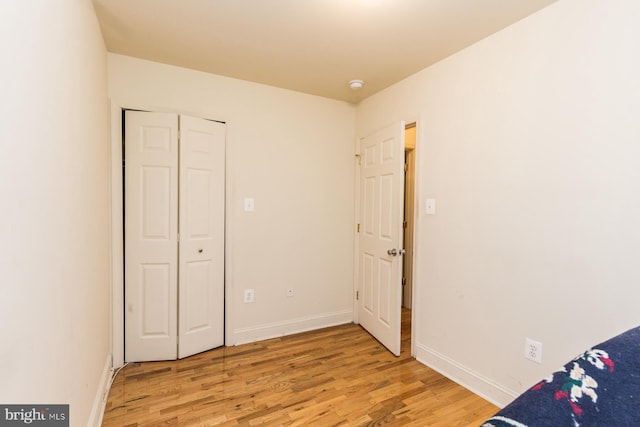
[178,115,225,358]
[125,111,179,362]
[357,121,405,356]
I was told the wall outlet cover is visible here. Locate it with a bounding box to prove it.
[525,338,543,364]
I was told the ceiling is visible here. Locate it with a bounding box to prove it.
[93,0,558,103]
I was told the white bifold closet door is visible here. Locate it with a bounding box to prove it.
[124,110,225,362]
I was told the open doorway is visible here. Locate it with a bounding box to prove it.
[402,123,417,349]
[355,120,419,357]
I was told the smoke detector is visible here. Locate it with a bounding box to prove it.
[349,79,364,90]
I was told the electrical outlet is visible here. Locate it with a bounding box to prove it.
[525,338,543,363]
[286,288,294,297]
[244,289,254,303]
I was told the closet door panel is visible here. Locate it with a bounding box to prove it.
[125,111,179,362]
[178,115,226,358]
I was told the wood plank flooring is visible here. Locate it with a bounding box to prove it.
[102,310,498,426]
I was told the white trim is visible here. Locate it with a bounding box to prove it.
[406,114,422,358]
[224,118,235,346]
[232,310,353,345]
[86,354,112,427]
[109,101,124,367]
[352,136,362,325]
[414,342,517,408]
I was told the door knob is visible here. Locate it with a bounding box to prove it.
[387,248,406,256]
[198,249,203,253]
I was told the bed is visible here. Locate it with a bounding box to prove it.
[481,326,640,427]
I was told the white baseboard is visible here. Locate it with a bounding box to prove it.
[232,310,353,345]
[414,342,517,408]
[87,354,112,427]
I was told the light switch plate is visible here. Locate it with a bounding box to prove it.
[244,198,255,212]
[426,198,436,215]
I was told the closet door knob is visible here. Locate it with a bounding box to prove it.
[198,249,203,253]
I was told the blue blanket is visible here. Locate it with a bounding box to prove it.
[481,326,640,427]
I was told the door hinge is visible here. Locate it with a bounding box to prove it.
[355,153,361,165]
[177,233,180,242]
[357,223,361,233]
[404,163,408,172]
[403,220,407,229]
[356,291,359,300]
[402,277,406,286]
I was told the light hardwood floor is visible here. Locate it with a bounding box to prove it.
[102,310,498,426]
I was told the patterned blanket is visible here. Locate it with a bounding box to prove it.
[481,326,640,427]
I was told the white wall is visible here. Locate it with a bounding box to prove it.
[0,1,110,425]
[357,0,640,406]
[108,54,356,351]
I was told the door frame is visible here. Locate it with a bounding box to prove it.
[403,132,417,309]
[108,100,232,368]
[353,115,424,358]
